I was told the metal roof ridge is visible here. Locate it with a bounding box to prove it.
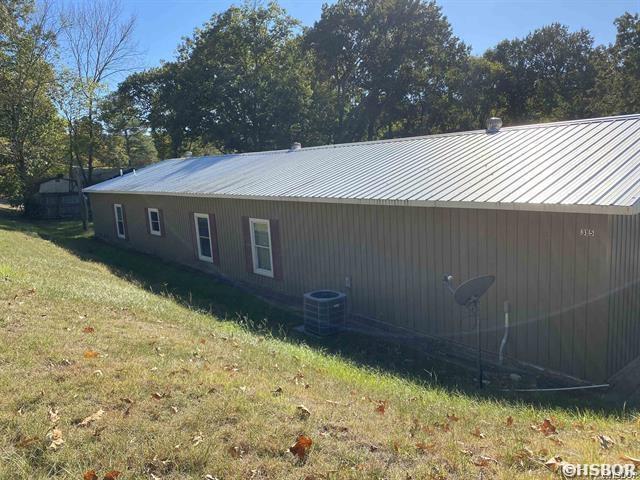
[173,113,640,162]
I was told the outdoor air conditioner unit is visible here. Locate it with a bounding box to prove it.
[303,290,346,336]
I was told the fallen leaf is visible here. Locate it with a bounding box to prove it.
[544,456,566,473]
[506,416,514,427]
[78,409,104,427]
[192,432,203,446]
[16,436,39,448]
[549,436,564,446]
[48,407,60,424]
[47,428,64,450]
[472,455,498,467]
[272,386,283,396]
[447,413,459,422]
[620,455,640,467]
[533,418,557,436]
[296,404,311,419]
[416,442,435,453]
[83,350,99,359]
[228,444,248,458]
[152,392,165,400]
[471,427,486,439]
[375,400,386,415]
[82,326,95,334]
[83,470,98,480]
[595,434,615,449]
[170,406,178,414]
[103,471,121,480]
[289,435,313,460]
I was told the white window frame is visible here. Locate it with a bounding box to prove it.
[113,203,126,239]
[194,213,213,263]
[249,218,274,278]
[147,207,162,236]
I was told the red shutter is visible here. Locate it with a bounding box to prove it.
[158,209,166,237]
[270,218,283,281]
[121,204,128,240]
[189,212,198,260]
[209,213,220,266]
[144,208,151,235]
[241,216,253,273]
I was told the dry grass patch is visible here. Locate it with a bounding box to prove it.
[0,215,638,479]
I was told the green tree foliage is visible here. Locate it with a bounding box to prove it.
[117,1,638,158]
[305,0,470,141]
[116,64,205,159]
[484,23,597,123]
[182,1,311,152]
[99,91,157,167]
[2,0,639,215]
[590,13,640,116]
[0,0,66,209]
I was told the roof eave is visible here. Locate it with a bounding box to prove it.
[83,189,636,215]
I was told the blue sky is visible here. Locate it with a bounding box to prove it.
[120,0,638,78]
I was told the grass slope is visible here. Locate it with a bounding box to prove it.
[0,212,638,479]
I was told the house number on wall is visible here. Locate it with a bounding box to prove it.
[579,228,595,237]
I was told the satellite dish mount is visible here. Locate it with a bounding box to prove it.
[443,274,495,388]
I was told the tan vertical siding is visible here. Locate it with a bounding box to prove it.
[90,193,617,382]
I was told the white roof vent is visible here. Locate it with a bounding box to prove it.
[486,117,503,133]
[184,151,193,157]
[290,142,302,151]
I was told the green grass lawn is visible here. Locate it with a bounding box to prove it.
[0,210,639,479]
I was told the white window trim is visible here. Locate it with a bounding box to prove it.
[249,218,274,278]
[194,213,213,263]
[113,204,126,239]
[147,207,162,236]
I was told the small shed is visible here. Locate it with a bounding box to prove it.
[29,175,80,219]
[85,114,640,384]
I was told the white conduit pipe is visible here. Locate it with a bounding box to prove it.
[498,301,509,365]
[502,384,610,393]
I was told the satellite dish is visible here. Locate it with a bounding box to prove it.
[443,274,496,389]
[454,275,495,307]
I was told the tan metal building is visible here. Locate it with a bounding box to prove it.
[85,114,640,383]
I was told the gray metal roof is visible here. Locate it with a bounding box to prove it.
[85,114,640,215]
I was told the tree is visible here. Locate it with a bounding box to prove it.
[182,1,312,152]
[590,12,640,115]
[0,0,66,210]
[484,24,596,123]
[61,0,138,183]
[305,0,470,141]
[52,68,84,180]
[100,91,157,167]
[117,63,203,159]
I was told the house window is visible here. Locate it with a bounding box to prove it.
[147,208,161,236]
[113,204,126,239]
[249,218,273,277]
[194,213,213,262]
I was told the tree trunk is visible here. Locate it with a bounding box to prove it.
[87,96,94,184]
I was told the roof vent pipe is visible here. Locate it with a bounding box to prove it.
[486,117,503,133]
[184,151,193,157]
[290,142,302,151]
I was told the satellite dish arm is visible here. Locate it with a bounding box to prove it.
[442,274,456,295]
